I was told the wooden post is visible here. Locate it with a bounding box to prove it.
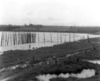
[14,33,17,45]
[57,33,59,43]
[2,33,4,46]
[38,32,40,43]
[69,33,70,42]
[30,33,32,43]
[4,33,6,46]
[18,33,20,44]
[17,32,19,45]
[31,33,34,43]
[20,33,22,44]
[65,34,66,42]
[6,33,9,46]
[87,35,90,43]
[72,26,75,42]
[43,32,45,43]
[29,44,31,49]
[60,33,62,43]
[50,32,52,43]
[1,33,3,46]
[13,33,16,45]
[73,33,75,42]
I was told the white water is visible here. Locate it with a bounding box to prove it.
[36,69,96,81]
[0,32,100,52]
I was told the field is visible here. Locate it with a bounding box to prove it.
[0,25,100,34]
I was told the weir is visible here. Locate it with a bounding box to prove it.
[0,32,36,46]
[0,32,99,52]
[0,32,74,47]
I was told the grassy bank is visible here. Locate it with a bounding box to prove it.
[0,41,93,69]
[12,59,100,81]
[0,39,100,81]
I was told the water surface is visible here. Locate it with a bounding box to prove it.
[0,32,100,52]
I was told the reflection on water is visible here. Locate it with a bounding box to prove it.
[0,32,100,52]
[0,69,96,81]
[86,60,100,65]
[36,69,96,81]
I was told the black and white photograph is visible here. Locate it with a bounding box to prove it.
[0,0,100,81]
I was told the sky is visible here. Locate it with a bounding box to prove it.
[0,0,100,26]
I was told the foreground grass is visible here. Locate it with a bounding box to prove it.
[0,40,100,81]
[9,58,100,81]
[0,41,93,69]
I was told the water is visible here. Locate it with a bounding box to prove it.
[0,31,99,81]
[86,60,100,65]
[0,69,95,81]
[0,32,100,52]
[36,69,96,81]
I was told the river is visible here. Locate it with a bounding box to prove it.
[0,32,100,52]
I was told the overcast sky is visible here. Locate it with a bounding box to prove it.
[0,0,100,26]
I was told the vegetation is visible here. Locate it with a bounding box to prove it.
[0,41,93,69]
[11,59,99,81]
[0,24,100,34]
[0,37,100,81]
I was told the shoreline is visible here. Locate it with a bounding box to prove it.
[0,37,100,81]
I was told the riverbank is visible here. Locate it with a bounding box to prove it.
[11,59,100,81]
[0,38,100,81]
[0,41,93,69]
